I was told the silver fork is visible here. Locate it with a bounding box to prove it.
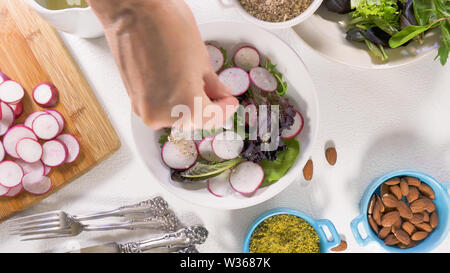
[9,211,180,241]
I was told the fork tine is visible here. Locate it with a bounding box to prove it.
[9,221,62,235]
[8,215,60,229]
[21,232,73,241]
[16,227,68,237]
[8,211,61,223]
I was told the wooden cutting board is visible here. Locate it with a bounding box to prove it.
[0,0,121,221]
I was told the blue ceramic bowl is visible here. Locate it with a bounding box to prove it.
[243,208,341,253]
[350,170,450,253]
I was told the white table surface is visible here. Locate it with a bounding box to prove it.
[0,1,449,253]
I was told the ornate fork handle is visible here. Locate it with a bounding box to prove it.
[74,196,169,221]
[118,226,208,253]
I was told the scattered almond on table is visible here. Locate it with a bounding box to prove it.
[303,159,313,181]
[331,239,347,252]
[325,147,337,166]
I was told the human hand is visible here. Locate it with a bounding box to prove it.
[88,0,239,130]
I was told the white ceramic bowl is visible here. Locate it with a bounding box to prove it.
[24,0,104,38]
[292,5,440,69]
[131,22,319,210]
[219,0,324,29]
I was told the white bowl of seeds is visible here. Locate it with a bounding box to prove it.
[219,0,323,29]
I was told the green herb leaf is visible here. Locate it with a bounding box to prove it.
[219,47,234,71]
[413,0,438,26]
[389,24,433,48]
[264,59,288,96]
[259,139,300,187]
[158,128,171,148]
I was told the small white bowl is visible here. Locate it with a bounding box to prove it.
[24,0,104,38]
[131,22,319,210]
[219,0,324,29]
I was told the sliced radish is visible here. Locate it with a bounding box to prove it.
[32,113,60,140]
[5,183,23,197]
[0,161,24,188]
[233,46,260,70]
[33,82,59,108]
[207,169,233,197]
[249,67,278,92]
[22,174,52,195]
[56,134,80,163]
[161,140,198,170]
[10,102,23,118]
[0,72,10,84]
[206,45,224,73]
[212,131,244,160]
[0,102,15,136]
[3,125,38,158]
[198,136,222,162]
[16,159,45,175]
[218,67,250,96]
[229,161,264,195]
[24,111,47,129]
[44,165,52,176]
[41,140,68,167]
[16,138,43,163]
[45,110,65,134]
[281,110,304,139]
[0,80,25,104]
[0,184,9,196]
[0,141,4,162]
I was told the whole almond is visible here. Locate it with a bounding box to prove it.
[382,193,399,208]
[430,211,438,228]
[422,212,429,222]
[384,234,399,245]
[378,226,391,239]
[400,178,409,196]
[406,176,421,187]
[368,215,379,234]
[398,241,418,249]
[303,159,313,181]
[390,185,402,200]
[381,211,400,227]
[392,226,411,245]
[402,221,416,236]
[325,147,337,166]
[418,183,435,200]
[380,183,390,196]
[368,194,376,215]
[410,213,424,224]
[406,186,419,203]
[410,198,436,213]
[396,201,413,219]
[411,231,429,241]
[385,177,400,186]
[414,222,433,233]
[393,218,402,229]
[331,240,347,252]
[376,195,385,213]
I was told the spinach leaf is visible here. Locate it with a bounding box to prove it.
[259,138,300,188]
[172,157,244,183]
[389,24,435,48]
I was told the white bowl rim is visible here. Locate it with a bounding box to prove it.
[24,0,92,14]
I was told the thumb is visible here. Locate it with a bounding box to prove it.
[203,70,233,99]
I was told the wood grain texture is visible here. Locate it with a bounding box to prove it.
[0,0,121,221]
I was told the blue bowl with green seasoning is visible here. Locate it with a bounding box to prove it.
[243,208,341,253]
[350,170,450,253]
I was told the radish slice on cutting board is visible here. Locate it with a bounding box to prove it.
[44,165,52,176]
[5,183,23,197]
[32,113,60,140]
[281,110,304,139]
[249,67,278,92]
[0,80,24,104]
[10,102,23,118]
[161,140,198,170]
[0,102,15,136]
[207,169,232,198]
[33,82,59,108]
[56,134,80,163]
[218,67,250,96]
[16,159,45,176]
[212,131,244,160]
[233,46,260,70]
[0,161,24,188]
[24,111,47,129]
[16,138,43,163]
[0,184,9,196]
[206,44,224,73]
[22,174,52,195]
[229,161,264,195]
[198,136,222,162]
[3,125,38,158]
[46,110,65,134]
[41,140,68,167]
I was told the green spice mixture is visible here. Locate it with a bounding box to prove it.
[239,0,313,23]
[249,214,320,253]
